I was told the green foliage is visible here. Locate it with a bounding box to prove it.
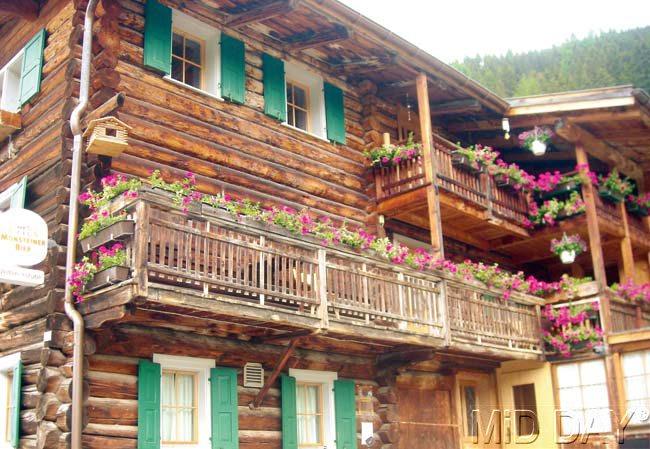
[452,27,650,96]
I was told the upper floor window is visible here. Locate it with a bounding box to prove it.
[284,63,327,139]
[622,350,650,426]
[0,353,20,449]
[171,31,204,91]
[555,359,611,435]
[0,52,24,113]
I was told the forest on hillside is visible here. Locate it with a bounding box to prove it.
[451,26,650,97]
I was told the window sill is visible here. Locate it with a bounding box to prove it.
[281,122,329,144]
[163,76,223,102]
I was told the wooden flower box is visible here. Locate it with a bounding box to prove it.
[451,152,482,175]
[598,188,624,204]
[80,219,135,253]
[85,266,130,291]
[494,174,516,190]
[534,180,582,201]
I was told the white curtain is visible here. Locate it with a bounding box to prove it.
[161,372,195,443]
[297,384,321,445]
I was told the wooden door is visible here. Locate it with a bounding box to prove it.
[456,372,501,449]
[397,373,458,449]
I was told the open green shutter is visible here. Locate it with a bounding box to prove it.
[10,361,22,449]
[334,379,357,449]
[220,34,245,104]
[210,367,239,449]
[144,0,172,74]
[262,54,286,121]
[280,375,298,449]
[324,82,345,144]
[138,360,161,449]
[19,29,46,106]
[10,176,27,209]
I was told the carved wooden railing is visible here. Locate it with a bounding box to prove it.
[374,134,529,225]
[95,189,543,354]
[446,281,542,353]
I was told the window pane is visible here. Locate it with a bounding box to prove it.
[172,33,184,57]
[464,386,477,437]
[286,84,294,103]
[297,384,322,445]
[185,39,201,65]
[297,415,321,445]
[177,374,194,407]
[294,109,308,131]
[162,373,175,406]
[556,363,580,387]
[293,85,307,109]
[580,360,606,384]
[185,64,201,89]
[171,57,183,83]
[561,410,583,436]
[626,376,647,400]
[583,385,608,409]
[6,373,14,443]
[584,408,611,433]
[559,387,582,410]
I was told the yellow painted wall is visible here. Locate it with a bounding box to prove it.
[497,360,557,449]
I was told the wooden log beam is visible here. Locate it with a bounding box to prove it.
[430,99,481,116]
[225,0,299,28]
[619,202,635,281]
[0,0,39,20]
[250,338,300,409]
[284,24,350,52]
[253,329,315,343]
[82,93,125,128]
[555,119,642,181]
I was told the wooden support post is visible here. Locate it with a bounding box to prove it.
[415,73,444,258]
[317,249,329,329]
[619,202,635,281]
[133,200,150,298]
[250,338,300,409]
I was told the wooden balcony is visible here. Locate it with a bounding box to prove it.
[77,188,543,359]
[376,134,530,249]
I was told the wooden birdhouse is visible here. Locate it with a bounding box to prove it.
[83,116,131,157]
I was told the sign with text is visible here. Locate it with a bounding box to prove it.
[0,208,47,287]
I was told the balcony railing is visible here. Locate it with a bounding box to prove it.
[375,134,529,225]
[86,188,543,356]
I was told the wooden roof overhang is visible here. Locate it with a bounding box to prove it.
[448,86,650,179]
[150,0,508,116]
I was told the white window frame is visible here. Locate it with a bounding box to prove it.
[153,354,214,449]
[0,353,20,449]
[289,368,337,449]
[555,359,611,435]
[164,9,221,100]
[621,350,650,426]
[0,50,25,113]
[283,62,327,141]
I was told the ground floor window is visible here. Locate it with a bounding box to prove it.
[622,350,650,425]
[290,369,337,449]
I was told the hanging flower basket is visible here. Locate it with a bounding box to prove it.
[550,233,587,264]
[79,219,135,253]
[518,126,553,156]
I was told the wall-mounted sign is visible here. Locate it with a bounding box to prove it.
[0,208,47,287]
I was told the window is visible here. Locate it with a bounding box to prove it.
[289,369,337,449]
[622,350,650,426]
[171,32,203,90]
[461,385,478,437]
[167,9,220,97]
[0,353,20,449]
[153,355,214,449]
[286,81,310,132]
[0,51,24,113]
[284,63,326,139]
[556,360,611,435]
[513,383,538,436]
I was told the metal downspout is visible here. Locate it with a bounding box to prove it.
[65,1,99,449]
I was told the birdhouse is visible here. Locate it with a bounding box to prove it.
[83,116,131,157]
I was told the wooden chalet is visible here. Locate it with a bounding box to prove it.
[0,1,649,449]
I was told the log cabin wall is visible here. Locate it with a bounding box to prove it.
[108,0,389,228]
[0,2,86,449]
[84,325,400,449]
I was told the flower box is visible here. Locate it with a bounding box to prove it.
[598,187,624,204]
[493,173,515,190]
[626,200,649,217]
[85,266,130,291]
[80,219,135,253]
[534,180,582,201]
[451,152,482,175]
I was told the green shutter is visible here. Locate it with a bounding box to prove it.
[138,360,161,449]
[262,54,286,122]
[334,379,357,449]
[220,34,245,104]
[143,0,172,74]
[19,29,46,106]
[280,375,298,449]
[324,82,345,144]
[10,177,27,209]
[210,367,239,449]
[10,361,22,449]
